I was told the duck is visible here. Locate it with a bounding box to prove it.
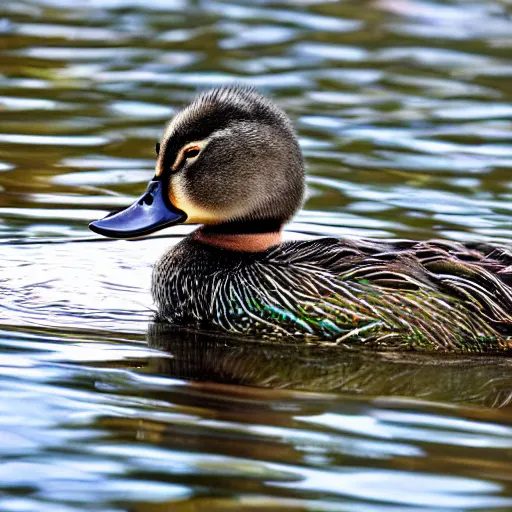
[90,86,512,352]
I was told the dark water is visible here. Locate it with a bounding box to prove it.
[1,0,512,510]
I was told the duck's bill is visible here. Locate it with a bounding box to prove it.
[89,180,187,239]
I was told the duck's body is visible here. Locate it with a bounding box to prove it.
[90,86,512,351]
[152,235,512,351]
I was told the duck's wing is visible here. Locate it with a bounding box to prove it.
[447,240,512,284]
[283,238,512,310]
[259,238,512,350]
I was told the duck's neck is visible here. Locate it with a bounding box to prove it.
[193,224,282,252]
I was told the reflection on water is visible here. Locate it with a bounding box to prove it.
[1,0,512,510]
[147,323,512,408]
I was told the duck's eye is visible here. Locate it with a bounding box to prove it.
[155,142,160,156]
[171,142,204,171]
[184,146,200,159]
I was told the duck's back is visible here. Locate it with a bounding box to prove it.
[152,236,512,351]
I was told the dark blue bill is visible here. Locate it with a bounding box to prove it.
[89,180,186,239]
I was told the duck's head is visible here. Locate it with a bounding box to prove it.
[89,86,305,246]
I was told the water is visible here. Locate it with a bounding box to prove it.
[1,0,512,510]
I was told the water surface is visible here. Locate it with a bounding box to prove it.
[1,0,512,510]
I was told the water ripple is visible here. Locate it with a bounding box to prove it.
[1,0,512,510]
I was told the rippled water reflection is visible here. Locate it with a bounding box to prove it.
[1,0,512,510]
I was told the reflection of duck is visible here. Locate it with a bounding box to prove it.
[90,86,512,351]
[147,323,512,407]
